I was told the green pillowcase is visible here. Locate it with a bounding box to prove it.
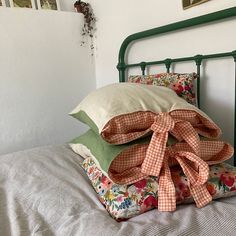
[69,129,178,178]
[69,129,233,186]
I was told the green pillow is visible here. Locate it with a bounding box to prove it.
[70,129,153,177]
[70,129,233,185]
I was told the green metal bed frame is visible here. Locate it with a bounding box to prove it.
[117,6,236,166]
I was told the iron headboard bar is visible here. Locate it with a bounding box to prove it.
[117,6,236,82]
[117,7,236,165]
[125,51,234,69]
[123,52,235,108]
[124,51,235,108]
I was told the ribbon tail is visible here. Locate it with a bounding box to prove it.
[158,160,176,212]
[176,152,209,185]
[190,184,212,208]
[174,121,200,156]
[175,151,212,208]
[141,132,168,176]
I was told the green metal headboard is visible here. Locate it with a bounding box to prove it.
[117,7,236,166]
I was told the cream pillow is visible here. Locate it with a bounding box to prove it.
[70,83,220,144]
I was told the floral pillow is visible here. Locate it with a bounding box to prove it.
[81,158,236,221]
[128,73,197,106]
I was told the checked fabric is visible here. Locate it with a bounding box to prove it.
[106,111,233,212]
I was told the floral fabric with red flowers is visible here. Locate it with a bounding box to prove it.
[128,73,197,106]
[81,158,236,221]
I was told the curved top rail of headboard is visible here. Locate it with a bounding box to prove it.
[117,6,236,166]
[117,6,236,82]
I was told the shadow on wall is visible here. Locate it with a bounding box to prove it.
[200,61,234,165]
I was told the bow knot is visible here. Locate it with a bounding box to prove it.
[141,111,211,211]
[158,149,212,211]
[142,112,200,177]
[151,113,175,133]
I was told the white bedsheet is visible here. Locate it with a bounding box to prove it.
[0,145,235,236]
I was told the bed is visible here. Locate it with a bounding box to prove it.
[1,7,236,236]
[1,144,236,236]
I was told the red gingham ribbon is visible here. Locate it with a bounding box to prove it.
[158,150,211,211]
[141,112,200,176]
[141,112,211,211]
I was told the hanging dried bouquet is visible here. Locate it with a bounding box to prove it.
[74,0,96,55]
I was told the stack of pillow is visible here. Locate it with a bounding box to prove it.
[69,73,235,221]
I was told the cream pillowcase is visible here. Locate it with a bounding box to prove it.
[70,83,219,144]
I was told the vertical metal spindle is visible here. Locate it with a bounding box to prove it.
[140,62,147,75]
[234,61,236,167]
[164,59,172,73]
[194,55,203,108]
[232,51,236,166]
[117,62,126,82]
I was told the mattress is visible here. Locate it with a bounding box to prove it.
[0,144,235,236]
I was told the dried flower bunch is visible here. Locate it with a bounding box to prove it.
[74,0,96,55]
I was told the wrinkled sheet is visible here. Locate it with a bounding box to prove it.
[0,145,235,236]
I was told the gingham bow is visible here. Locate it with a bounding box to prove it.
[141,112,211,211]
[141,112,200,176]
[158,149,212,211]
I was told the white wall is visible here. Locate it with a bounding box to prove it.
[89,0,236,86]
[0,8,96,154]
[59,0,77,12]
[0,1,235,162]
[89,0,236,164]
